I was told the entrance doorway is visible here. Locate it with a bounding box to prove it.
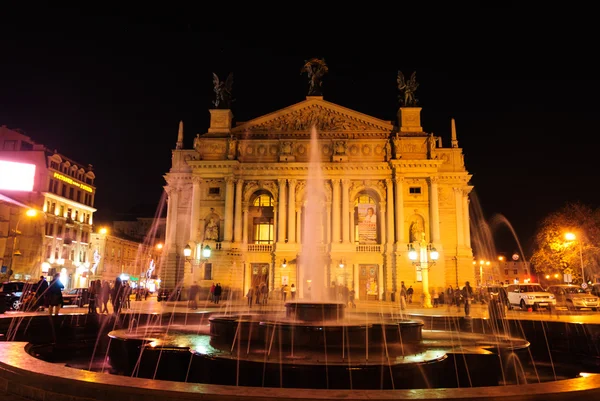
[359,264,378,300]
[251,263,269,291]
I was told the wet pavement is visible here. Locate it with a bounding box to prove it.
[3,296,600,324]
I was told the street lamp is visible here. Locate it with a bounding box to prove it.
[565,232,585,284]
[183,244,211,274]
[407,233,438,308]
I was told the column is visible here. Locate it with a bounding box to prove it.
[234,179,244,243]
[341,179,350,243]
[326,203,331,244]
[463,192,471,248]
[189,177,202,243]
[429,177,441,243]
[277,179,287,242]
[386,179,394,244]
[224,177,235,242]
[296,207,302,245]
[166,187,179,248]
[331,178,341,243]
[287,179,296,243]
[395,178,405,243]
[242,203,249,244]
[454,187,465,247]
[379,202,386,245]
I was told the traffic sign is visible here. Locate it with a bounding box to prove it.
[582,282,588,290]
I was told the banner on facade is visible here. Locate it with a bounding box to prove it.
[357,203,377,243]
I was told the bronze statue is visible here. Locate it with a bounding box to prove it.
[397,71,419,107]
[212,72,234,109]
[301,58,328,96]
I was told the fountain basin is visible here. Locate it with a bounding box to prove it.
[285,301,346,321]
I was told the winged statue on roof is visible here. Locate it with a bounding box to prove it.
[212,72,234,109]
[397,70,419,107]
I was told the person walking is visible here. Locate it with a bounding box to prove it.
[35,275,48,312]
[111,277,123,315]
[47,273,64,316]
[407,286,414,304]
[188,281,199,310]
[462,281,474,316]
[209,283,216,303]
[88,280,97,314]
[400,281,408,310]
[246,287,253,307]
[348,287,356,308]
[290,284,296,300]
[100,281,111,314]
[432,288,439,308]
[213,283,222,304]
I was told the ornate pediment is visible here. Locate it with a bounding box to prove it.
[232,98,394,135]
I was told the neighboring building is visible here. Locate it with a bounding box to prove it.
[0,126,96,288]
[498,254,531,285]
[112,217,166,245]
[162,78,475,301]
[89,229,161,291]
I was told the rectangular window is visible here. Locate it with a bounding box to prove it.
[69,187,74,199]
[3,140,16,150]
[67,208,72,219]
[409,187,421,194]
[253,217,274,244]
[504,269,509,276]
[208,187,220,195]
[45,245,52,259]
[61,185,66,197]
[57,224,64,238]
[76,190,81,203]
[204,263,213,280]
[59,205,64,216]
[513,269,518,274]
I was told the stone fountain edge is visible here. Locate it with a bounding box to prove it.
[1,342,599,401]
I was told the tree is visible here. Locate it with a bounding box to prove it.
[530,202,600,282]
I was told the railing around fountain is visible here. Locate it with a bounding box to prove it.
[355,244,381,252]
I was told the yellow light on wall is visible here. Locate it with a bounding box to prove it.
[26,208,37,217]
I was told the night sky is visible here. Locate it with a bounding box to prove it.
[1,15,598,256]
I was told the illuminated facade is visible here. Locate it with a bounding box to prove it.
[163,95,475,300]
[89,230,159,288]
[0,126,96,287]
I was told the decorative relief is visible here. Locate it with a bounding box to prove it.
[403,143,417,152]
[349,145,359,156]
[246,145,254,155]
[261,180,278,199]
[257,145,267,156]
[295,180,306,199]
[246,105,380,131]
[280,141,293,155]
[297,144,306,155]
[374,145,383,155]
[333,140,347,155]
[438,187,451,206]
[322,144,331,155]
[440,153,450,163]
[361,145,371,155]
[269,145,278,155]
[243,180,259,200]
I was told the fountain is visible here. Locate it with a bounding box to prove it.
[2,126,600,400]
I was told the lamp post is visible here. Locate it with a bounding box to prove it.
[183,244,212,276]
[407,233,439,308]
[7,208,38,278]
[565,232,585,284]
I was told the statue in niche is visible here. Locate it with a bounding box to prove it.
[193,134,200,151]
[212,72,234,109]
[301,58,328,96]
[384,141,392,160]
[409,219,424,243]
[334,140,346,155]
[280,141,292,155]
[204,209,220,241]
[397,71,419,107]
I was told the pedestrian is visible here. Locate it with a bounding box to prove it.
[111,277,123,315]
[100,281,111,314]
[47,273,64,316]
[209,283,216,303]
[35,275,48,312]
[432,288,439,308]
[213,283,222,304]
[188,281,199,310]
[246,287,253,307]
[88,280,97,314]
[462,281,473,316]
[400,281,408,310]
[348,287,356,308]
[407,286,414,304]
[290,284,296,300]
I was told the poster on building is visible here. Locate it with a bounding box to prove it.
[357,203,377,243]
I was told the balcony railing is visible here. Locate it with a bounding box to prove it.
[355,244,381,253]
[247,244,273,252]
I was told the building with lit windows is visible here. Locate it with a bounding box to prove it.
[162,86,475,301]
[90,229,161,291]
[0,126,96,288]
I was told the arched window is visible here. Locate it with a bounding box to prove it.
[250,192,274,244]
[354,194,378,244]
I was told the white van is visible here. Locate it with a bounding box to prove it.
[506,283,556,310]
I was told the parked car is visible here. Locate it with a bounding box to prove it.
[0,281,27,311]
[545,284,599,311]
[506,283,556,311]
[62,287,90,307]
[591,283,600,298]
